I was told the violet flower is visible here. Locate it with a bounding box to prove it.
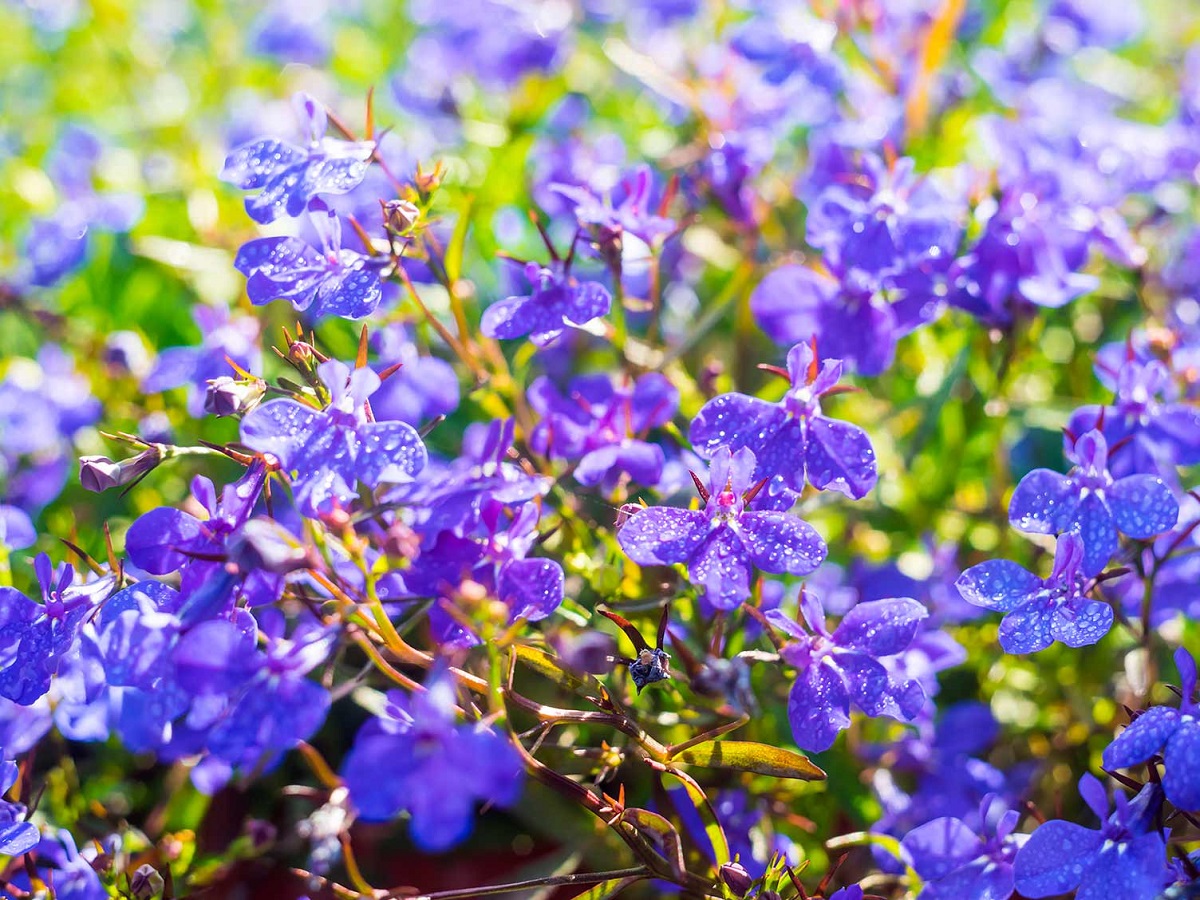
[1102,648,1200,811]
[529,371,678,490]
[1067,359,1200,480]
[234,199,386,320]
[690,341,877,499]
[220,92,374,224]
[955,531,1112,654]
[618,446,827,610]
[1013,778,1169,900]
[481,260,611,346]
[0,555,114,705]
[767,591,928,752]
[341,665,523,851]
[1009,428,1178,576]
[240,359,427,515]
[899,797,1025,900]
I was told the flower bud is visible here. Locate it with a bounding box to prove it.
[80,446,165,493]
[383,199,420,234]
[719,861,754,897]
[130,864,165,900]
[204,375,266,417]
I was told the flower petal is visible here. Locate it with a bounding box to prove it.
[956,561,1040,612]
[1009,468,1076,534]
[998,605,1054,654]
[689,528,752,610]
[1109,475,1179,538]
[1102,706,1181,771]
[739,512,827,576]
[1050,598,1113,648]
[617,507,708,566]
[900,816,984,882]
[498,558,564,622]
[787,661,850,753]
[832,597,928,657]
[805,416,877,499]
[1074,833,1167,900]
[1163,717,1200,811]
[1012,819,1102,898]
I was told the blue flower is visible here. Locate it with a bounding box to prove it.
[529,371,679,490]
[234,200,386,320]
[0,760,39,857]
[342,665,523,852]
[220,93,374,224]
[1102,648,1200,811]
[900,798,1025,900]
[768,591,928,752]
[1067,359,1200,480]
[0,555,114,705]
[240,359,427,515]
[1013,777,1169,900]
[690,341,877,498]
[955,531,1112,654]
[481,260,611,346]
[1009,428,1178,575]
[618,446,827,610]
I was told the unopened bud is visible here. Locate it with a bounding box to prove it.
[130,864,165,899]
[383,199,420,234]
[205,376,266,417]
[80,446,165,493]
[719,861,754,897]
[288,340,316,364]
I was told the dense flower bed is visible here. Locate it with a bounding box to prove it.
[1,0,1199,898]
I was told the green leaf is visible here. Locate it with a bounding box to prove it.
[672,741,826,781]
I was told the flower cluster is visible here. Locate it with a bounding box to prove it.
[4,1,1200,898]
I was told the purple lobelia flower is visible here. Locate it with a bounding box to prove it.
[618,447,827,610]
[1067,359,1200,480]
[899,797,1026,900]
[341,664,523,851]
[19,126,144,290]
[234,199,386,320]
[1102,648,1200,811]
[401,502,565,647]
[689,341,877,499]
[766,591,927,752]
[171,609,335,794]
[142,304,261,417]
[481,260,611,346]
[0,555,114,705]
[955,531,1113,654]
[553,164,677,250]
[390,419,551,544]
[1009,428,1178,576]
[0,760,39,857]
[241,359,427,515]
[0,507,35,551]
[528,371,678,490]
[1013,777,1169,900]
[7,829,107,900]
[220,93,374,225]
[124,463,280,625]
[368,324,460,426]
[804,153,962,283]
